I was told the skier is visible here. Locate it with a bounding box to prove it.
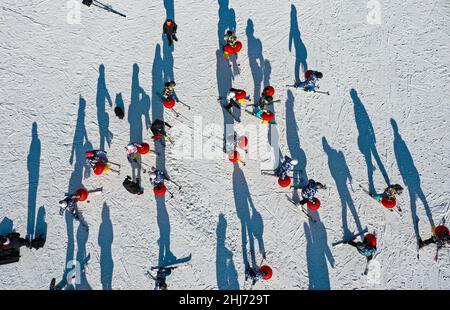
[297,179,327,206]
[148,167,168,188]
[245,264,272,286]
[162,81,177,101]
[125,142,143,162]
[85,150,120,174]
[122,176,143,195]
[223,30,242,62]
[147,267,178,290]
[224,88,249,111]
[370,184,404,208]
[276,156,298,181]
[344,233,377,261]
[151,119,172,143]
[418,225,450,248]
[59,195,79,219]
[224,29,237,46]
[163,19,178,47]
[294,70,323,92]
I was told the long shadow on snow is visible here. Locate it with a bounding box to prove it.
[351,88,390,194]
[285,90,308,192]
[304,217,334,290]
[26,122,41,240]
[289,4,308,84]
[96,65,113,151]
[164,0,174,20]
[98,202,114,290]
[391,119,434,237]
[322,137,364,240]
[216,213,240,290]
[128,63,150,182]
[232,163,266,272]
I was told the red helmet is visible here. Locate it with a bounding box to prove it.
[93,163,105,175]
[235,90,247,100]
[263,86,275,97]
[163,97,176,109]
[260,265,273,280]
[307,198,321,211]
[278,176,291,188]
[85,151,94,158]
[364,233,377,247]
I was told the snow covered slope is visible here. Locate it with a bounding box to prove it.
[0,0,449,289]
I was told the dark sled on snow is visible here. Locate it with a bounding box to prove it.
[0,248,21,265]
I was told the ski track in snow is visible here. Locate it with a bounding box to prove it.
[0,0,449,289]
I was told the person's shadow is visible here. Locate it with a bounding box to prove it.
[128,63,150,182]
[26,122,41,241]
[304,218,334,290]
[232,163,266,273]
[96,64,113,151]
[216,213,240,290]
[98,203,114,290]
[322,137,365,240]
[286,90,308,192]
[246,19,264,104]
[351,88,390,194]
[289,4,308,84]
[391,119,434,237]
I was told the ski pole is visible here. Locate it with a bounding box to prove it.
[313,90,330,95]
[166,187,175,198]
[170,108,180,117]
[107,160,121,167]
[165,134,175,145]
[167,179,182,190]
[92,0,126,17]
[141,162,153,170]
[149,149,160,156]
[177,100,192,110]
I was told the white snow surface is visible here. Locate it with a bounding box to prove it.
[1,0,450,290]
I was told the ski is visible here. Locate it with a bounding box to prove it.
[150,262,192,271]
[286,85,329,95]
[332,228,369,247]
[285,194,318,223]
[261,170,278,176]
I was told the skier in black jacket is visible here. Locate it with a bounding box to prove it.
[163,19,178,47]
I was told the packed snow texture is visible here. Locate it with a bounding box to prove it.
[1,0,449,289]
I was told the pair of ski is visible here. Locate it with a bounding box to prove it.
[359,184,402,216]
[286,84,330,95]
